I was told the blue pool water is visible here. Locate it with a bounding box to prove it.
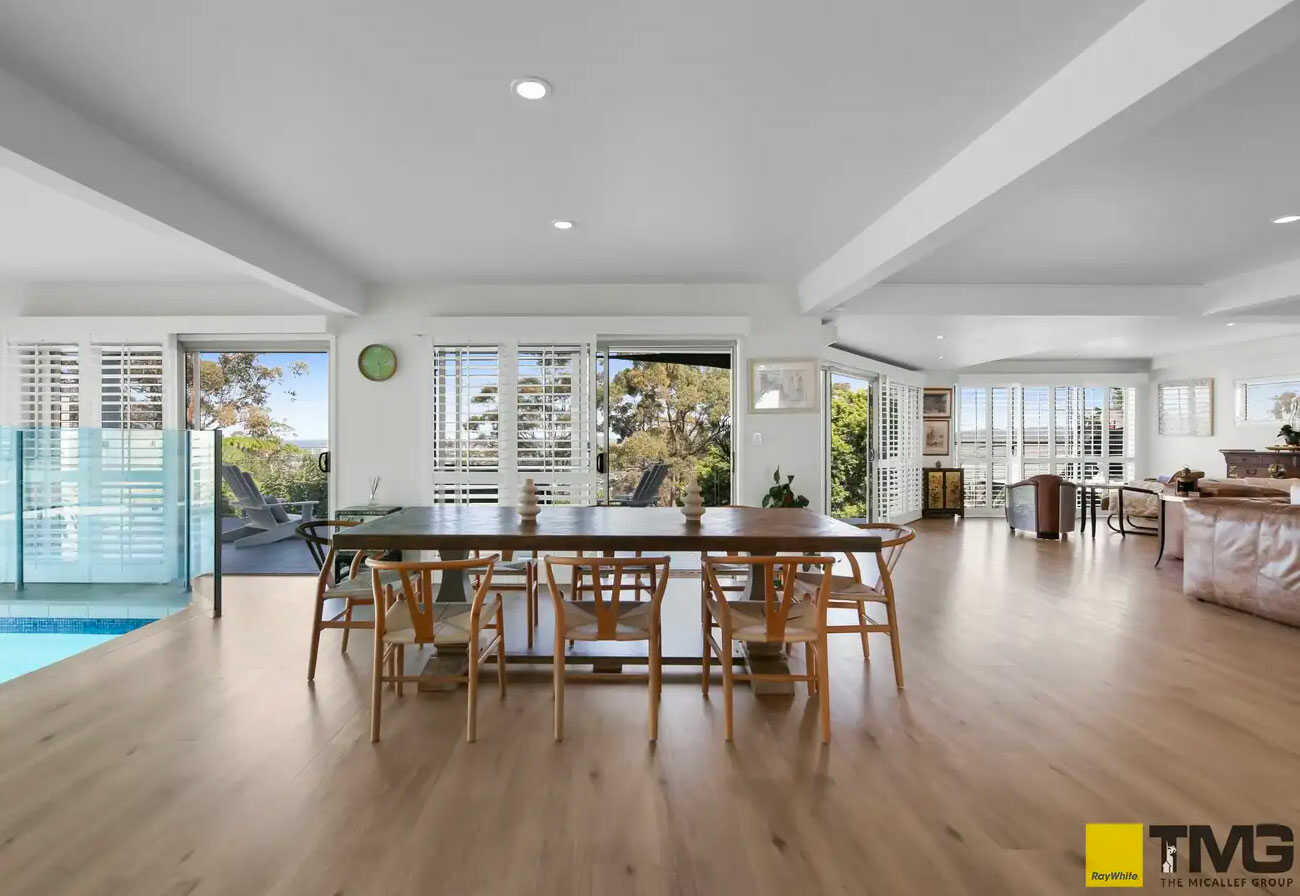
[0,618,155,683]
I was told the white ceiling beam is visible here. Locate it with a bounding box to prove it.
[0,65,366,316]
[838,284,1205,317]
[798,0,1300,316]
[1203,255,1300,316]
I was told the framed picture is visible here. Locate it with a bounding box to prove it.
[923,387,953,419]
[750,358,818,413]
[923,419,950,455]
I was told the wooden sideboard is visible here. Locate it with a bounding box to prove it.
[923,467,964,518]
[1221,449,1300,479]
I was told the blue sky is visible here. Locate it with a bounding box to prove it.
[202,351,329,442]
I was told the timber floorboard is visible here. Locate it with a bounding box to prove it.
[1,519,1298,894]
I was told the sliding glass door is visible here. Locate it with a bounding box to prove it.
[184,347,330,574]
[595,344,733,507]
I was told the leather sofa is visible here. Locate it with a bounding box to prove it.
[1161,478,1296,561]
[1183,499,1300,626]
[1005,474,1078,539]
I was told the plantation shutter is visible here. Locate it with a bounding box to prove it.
[873,378,922,523]
[432,342,594,505]
[432,345,501,503]
[99,345,164,429]
[10,343,82,579]
[96,344,169,578]
[1157,378,1212,437]
[516,344,593,505]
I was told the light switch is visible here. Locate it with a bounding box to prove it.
[751,431,763,445]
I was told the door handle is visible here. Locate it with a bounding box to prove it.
[318,451,330,474]
[596,452,606,475]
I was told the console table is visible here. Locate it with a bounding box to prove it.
[1221,449,1300,479]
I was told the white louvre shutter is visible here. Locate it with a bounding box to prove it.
[1158,378,1212,437]
[99,345,164,429]
[12,343,80,428]
[96,344,169,578]
[432,346,501,503]
[873,378,922,523]
[10,344,81,577]
[516,344,592,505]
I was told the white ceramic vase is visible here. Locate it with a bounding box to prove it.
[519,478,540,521]
[681,482,705,522]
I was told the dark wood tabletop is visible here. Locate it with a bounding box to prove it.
[331,505,882,554]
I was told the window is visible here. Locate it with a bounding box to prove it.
[9,343,81,575]
[11,342,79,428]
[1235,376,1300,427]
[1158,378,1213,436]
[875,380,921,521]
[955,382,1139,514]
[517,345,592,505]
[433,343,593,505]
[97,345,167,573]
[957,385,1011,510]
[99,345,164,429]
[432,346,501,503]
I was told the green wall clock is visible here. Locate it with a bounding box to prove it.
[357,343,398,382]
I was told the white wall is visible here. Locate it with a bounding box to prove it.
[1147,332,1300,477]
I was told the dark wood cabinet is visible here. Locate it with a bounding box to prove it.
[923,467,964,518]
[1221,449,1300,479]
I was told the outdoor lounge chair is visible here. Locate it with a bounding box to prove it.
[221,463,317,548]
[613,462,670,507]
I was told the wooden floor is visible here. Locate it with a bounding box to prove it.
[2,519,1299,895]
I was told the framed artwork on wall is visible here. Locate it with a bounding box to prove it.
[923,419,950,455]
[923,387,952,419]
[750,358,819,412]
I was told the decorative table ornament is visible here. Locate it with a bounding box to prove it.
[681,482,705,522]
[519,478,540,521]
[368,476,382,505]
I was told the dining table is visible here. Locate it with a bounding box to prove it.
[333,505,882,694]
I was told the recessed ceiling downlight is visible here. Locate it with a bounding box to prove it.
[1273,215,1300,224]
[512,77,551,100]
[552,219,575,230]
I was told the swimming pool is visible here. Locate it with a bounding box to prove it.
[0,618,156,683]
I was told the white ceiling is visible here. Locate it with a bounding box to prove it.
[0,0,1141,283]
[0,165,254,283]
[834,314,1300,371]
[893,39,1300,286]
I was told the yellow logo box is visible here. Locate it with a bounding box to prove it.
[1085,823,1144,887]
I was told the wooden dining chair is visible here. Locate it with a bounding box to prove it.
[473,549,539,647]
[572,549,658,602]
[543,555,671,742]
[702,555,835,743]
[366,555,506,743]
[305,519,401,682]
[794,523,915,688]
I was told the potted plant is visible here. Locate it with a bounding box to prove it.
[761,468,810,508]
